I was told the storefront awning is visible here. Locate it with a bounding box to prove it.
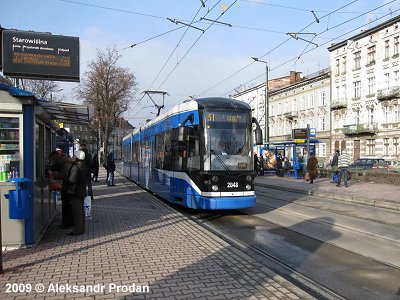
[36,99,94,125]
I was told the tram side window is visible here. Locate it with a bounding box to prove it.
[187,126,200,171]
[170,128,187,171]
[132,141,139,163]
[155,132,165,169]
[163,130,172,170]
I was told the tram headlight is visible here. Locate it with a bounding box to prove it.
[245,175,252,182]
[212,176,219,182]
[212,185,219,191]
[245,184,252,191]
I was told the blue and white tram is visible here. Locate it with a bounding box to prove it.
[121,97,263,210]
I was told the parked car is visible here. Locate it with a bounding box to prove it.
[348,158,388,175]
[388,161,400,173]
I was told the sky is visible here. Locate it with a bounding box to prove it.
[2,0,400,128]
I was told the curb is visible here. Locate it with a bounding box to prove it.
[255,183,400,211]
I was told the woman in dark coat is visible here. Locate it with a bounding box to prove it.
[67,150,88,235]
[306,152,318,184]
[91,153,99,182]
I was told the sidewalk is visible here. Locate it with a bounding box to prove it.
[0,170,316,300]
[255,173,400,211]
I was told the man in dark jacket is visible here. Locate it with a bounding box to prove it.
[80,143,93,200]
[67,150,88,235]
[330,150,340,183]
[106,151,116,186]
[49,150,74,228]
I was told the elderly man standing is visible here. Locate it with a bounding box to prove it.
[337,149,351,188]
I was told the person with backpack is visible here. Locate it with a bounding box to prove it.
[330,150,340,183]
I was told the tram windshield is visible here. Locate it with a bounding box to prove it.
[203,109,252,171]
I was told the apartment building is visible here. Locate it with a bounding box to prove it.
[328,15,400,161]
[233,70,331,163]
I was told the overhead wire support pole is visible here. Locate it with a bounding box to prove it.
[167,18,204,32]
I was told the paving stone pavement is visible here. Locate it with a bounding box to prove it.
[0,170,316,300]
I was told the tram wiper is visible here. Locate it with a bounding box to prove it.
[211,149,232,174]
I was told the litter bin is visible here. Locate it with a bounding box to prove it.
[4,178,32,219]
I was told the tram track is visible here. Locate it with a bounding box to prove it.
[179,209,346,300]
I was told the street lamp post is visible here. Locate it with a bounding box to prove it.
[251,57,269,145]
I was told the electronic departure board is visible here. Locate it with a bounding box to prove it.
[1,30,80,82]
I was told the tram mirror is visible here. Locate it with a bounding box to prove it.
[255,127,263,145]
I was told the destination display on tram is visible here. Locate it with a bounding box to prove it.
[207,112,248,123]
[1,30,80,81]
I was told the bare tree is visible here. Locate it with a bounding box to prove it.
[20,79,63,101]
[74,47,138,154]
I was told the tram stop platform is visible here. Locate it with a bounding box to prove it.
[254,173,400,211]
[0,169,316,300]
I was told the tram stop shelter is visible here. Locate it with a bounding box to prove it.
[260,139,320,178]
[0,82,93,249]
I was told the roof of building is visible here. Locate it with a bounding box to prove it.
[328,15,400,52]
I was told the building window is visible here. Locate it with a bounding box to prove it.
[384,73,390,89]
[367,46,376,64]
[342,56,346,74]
[367,77,375,95]
[384,106,390,123]
[394,36,399,56]
[271,104,275,116]
[309,93,314,108]
[278,102,282,115]
[354,81,361,98]
[395,70,399,85]
[336,86,340,100]
[367,108,374,124]
[342,84,347,98]
[394,104,399,122]
[292,99,297,111]
[320,91,326,106]
[318,143,326,158]
[384,40,390,59]
[354,51,361,70]
[384,138,389,156]
[335,59,340,76]
[320,116,326,131]
[367,139,375,156]
[394,137,399,156]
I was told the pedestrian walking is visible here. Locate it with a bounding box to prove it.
[91,153,99,182]
[106,151,116,186]
[337,149,351,188]
[306,152,318,184]
[80,143,93,200]
[254,152,260,176]
[67,150,88,235]
[259,154,265,176]
[330,150,340,183]
[276,153,284,177]
[48,150,74,228]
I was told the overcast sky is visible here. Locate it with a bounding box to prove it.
[2,0,399,127]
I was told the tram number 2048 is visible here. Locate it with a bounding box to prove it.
[227,182,239,188]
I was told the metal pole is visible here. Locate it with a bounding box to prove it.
[265,63,269,145]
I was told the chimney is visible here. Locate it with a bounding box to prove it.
[290,71,296,83]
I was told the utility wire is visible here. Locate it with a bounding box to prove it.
[197,0,360,96]
[59,0,166,20]
[146,3,207,91]
[224,6,400,97]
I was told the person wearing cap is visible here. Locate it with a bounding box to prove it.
[67,150,88,235]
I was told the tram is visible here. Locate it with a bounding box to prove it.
[121,97,263,210]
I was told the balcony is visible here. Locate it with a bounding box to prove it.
[284,111,298,120]
[377,86,400,101]
[342,123,378,135]
[330,98,347,110]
